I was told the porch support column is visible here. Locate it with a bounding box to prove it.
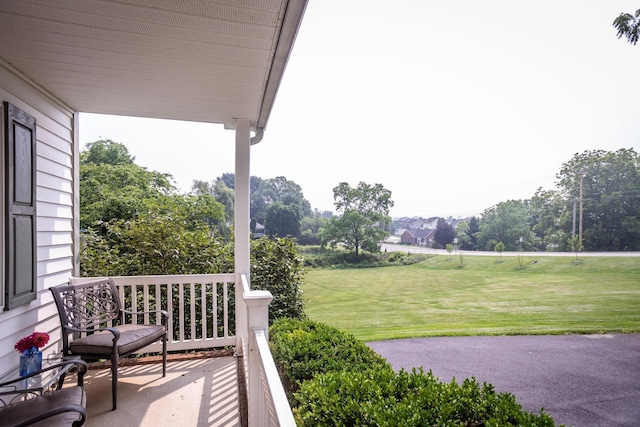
[234,119,251,349]
[72,111,80,276]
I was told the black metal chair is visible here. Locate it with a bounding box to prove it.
[50,278,168,410]
[0,359,88,427]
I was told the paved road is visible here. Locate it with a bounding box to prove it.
[380,242,640,257]
[368,334,640,427]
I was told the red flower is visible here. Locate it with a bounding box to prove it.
[15,332,50,354]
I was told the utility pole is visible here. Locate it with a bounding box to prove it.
[572,198,577,237]
[578,170,586,250]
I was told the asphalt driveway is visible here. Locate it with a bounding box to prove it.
[367,334,640,427]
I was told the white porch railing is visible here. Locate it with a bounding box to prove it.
[72,274,236,352]
[250,329,296,426]
[240,274,296,427]
[72,273,296,426]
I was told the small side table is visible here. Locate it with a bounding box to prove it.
[0,355,81,405]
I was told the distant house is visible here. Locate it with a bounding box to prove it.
[401,228,436,246]
[424,217,440,229]
[253,222,266,238]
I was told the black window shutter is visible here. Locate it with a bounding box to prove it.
[4,102,37,310]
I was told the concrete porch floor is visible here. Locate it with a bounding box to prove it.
[72,355,242,426]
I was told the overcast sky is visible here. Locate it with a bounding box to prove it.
[80,1,640,218]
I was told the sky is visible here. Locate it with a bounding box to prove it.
[79,1,640,219]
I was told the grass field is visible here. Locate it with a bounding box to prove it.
[302,255,640,341]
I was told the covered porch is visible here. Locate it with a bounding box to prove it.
[0,1,308,425]
[67,272,294,426]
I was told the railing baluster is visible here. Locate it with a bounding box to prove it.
[189,282,196,341]
[213,282,219,339]
[223,281,229,338]
[167,282,173,342]
[143,283,150,324]
[201,282,208,340]
[155,283,161,325]
[178,283,185,342]
[131,285,138,324]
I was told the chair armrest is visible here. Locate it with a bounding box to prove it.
[0,360,88,389]
[10,403,87,427]
[65,325,121,340]
[0,386,87,427]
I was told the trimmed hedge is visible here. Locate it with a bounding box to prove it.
[269,318,391,397]
[270,318,560,427]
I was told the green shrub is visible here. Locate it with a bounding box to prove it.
[269,318,391,396]
[251,237,306,323]
[297,245,429,269]
[270,318,560,426]
[294,368,558,426]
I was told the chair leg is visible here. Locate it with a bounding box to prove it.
[111,353,119,410]
[162,332,167,377]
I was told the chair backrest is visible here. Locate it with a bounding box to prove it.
[50,279,123,353]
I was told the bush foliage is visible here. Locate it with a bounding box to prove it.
[270,318,560,426]
[250,237,305,323]
[82,224,306,329]
[269,318,389,397]
[298,245,428,269]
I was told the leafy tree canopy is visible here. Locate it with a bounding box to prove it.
[613,9,640,45]
[80,141,175,229]
[80,139,227,235]
[477,200,531,251]
[265,202,301,238]
[197,173,311,235]
[80,139,136,165]
[525,188,569,251]
[321,182,393,256]
[257,176,311,218]
[555,148,640,251]
[434,218,456,247]
[192,179,235,225]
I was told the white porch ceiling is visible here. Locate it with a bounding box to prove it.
[0,0,307,131]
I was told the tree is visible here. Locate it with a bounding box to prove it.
[80,139,135,165]
[212,181,234,224]
[454,221,472,250]
[191,178,234,225]
[477,200,531,251]
[527,188,570,251]
[191,179,212,195]
[556,149,640,251]
[445,243,454,259]
[80,140,175,229]
[265,202,301,238]
[298,210,331,245]
[81,213,233,276]
[567,235,582,261]
[256,176,312,218]
[321,182,393,256]
[494,242,505,260]
[434,219,456,248]
[80,142,306,326]
[613,9,640,45]
[219,172,236,190]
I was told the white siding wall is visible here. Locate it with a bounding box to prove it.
[0,63,76,376]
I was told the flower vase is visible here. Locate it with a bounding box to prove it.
[19,348,42,376]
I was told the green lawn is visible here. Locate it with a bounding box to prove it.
[302,255,640,341]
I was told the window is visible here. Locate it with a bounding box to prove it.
[3,101,37,310]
